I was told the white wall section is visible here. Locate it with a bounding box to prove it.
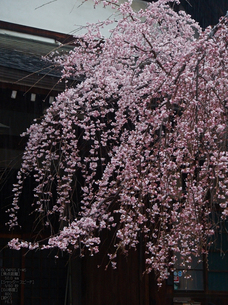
[0,0,147,37]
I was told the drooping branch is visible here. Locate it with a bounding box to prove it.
[7,0,228,284]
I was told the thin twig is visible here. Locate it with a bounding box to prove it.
[35,0,57,10]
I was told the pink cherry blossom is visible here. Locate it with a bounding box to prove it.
[7,0,228,284]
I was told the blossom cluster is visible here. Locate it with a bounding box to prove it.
[8,0,228,283]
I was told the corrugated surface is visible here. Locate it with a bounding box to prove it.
[0,33,77,90]
[0,66,66,91]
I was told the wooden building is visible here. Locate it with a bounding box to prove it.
[0,22,75,305]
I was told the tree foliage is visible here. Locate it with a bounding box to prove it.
[8,0,228,283]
